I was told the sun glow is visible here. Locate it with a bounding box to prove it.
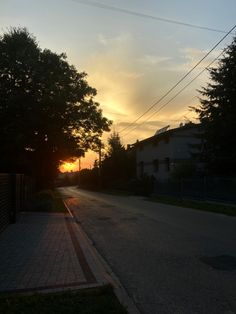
[60,161,78,173]
[59,152,98,173]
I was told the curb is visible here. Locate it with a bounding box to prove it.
[63,200,141,314]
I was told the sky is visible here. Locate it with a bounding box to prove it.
[1,0,236,170]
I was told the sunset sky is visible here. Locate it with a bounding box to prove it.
[1,0,236,171]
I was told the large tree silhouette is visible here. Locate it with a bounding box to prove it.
[0,28,111,186]
[196,37,236,175]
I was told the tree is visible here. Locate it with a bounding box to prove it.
[170,161,196,180]
[195,37,236,176]
[0,28,111,186]
[107,131,126,157]
[101,132,135,186]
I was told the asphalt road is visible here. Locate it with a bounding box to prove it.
[59,186,236,314]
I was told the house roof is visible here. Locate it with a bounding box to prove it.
[134,123,200,147]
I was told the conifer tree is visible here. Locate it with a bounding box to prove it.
[196,37,236,175]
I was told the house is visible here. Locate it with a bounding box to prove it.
[135,123,201,181]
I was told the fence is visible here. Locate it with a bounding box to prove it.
[154,177,236,204]
[0,174,33,233]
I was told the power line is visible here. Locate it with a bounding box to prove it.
[119,24,236,135]
[71,0,233,34]
[117,96,197,132]
[121,48,226,138]
[141,50,225,121]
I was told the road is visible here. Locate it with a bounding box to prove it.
[59,186,236,314]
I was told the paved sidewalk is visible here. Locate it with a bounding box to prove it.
[0,212,106,294]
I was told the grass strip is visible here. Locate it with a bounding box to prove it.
[0,285,127,314]
[149,195,236,216]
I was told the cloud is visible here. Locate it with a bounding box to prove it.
[98,34,108,46]
[138,54,171,66]
[82,33,208,144]
[171,47,222,72]
[97,32,133,49]
[116,104,199,144]
[84,32,146,119]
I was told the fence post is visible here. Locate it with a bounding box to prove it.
[20,174,24,211]
[10,174,16,223]
[203,176,207,200]
[180,178,183,200]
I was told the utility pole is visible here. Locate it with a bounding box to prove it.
[98,139,102,189]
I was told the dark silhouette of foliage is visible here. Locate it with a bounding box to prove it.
[107,132,125,157]
[75,132,136,191]
[101,132,135,187]
[195,37,236,176]
[77,168,99,189]
[0,28,111,186]
[170,161,197,180]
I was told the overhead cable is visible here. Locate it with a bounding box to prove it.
[121,48,226,138]
[71,0,233,34]
[119,24,236,135]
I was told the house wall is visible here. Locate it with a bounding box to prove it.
[136,127,200,181]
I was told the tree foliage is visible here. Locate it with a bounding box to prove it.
[101,132,135,186]
[0,28,111,186]
[196,37,236,175]
[170,161,196,180]
[106,131,125,157]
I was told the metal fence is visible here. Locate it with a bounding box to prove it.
[0,174,33,233]
[154,177,236,204]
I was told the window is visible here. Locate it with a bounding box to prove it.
[153,159,159,172]
[165,158,170,171]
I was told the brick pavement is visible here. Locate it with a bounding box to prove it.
[0,212,103,294]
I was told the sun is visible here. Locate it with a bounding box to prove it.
[60,161,78,173]
[59,153,96,173]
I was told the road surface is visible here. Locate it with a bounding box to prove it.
[59,186,236,314]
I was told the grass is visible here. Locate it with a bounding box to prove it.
[27,189,67,213]
[0,285,127,314]
[149,195,236,216]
